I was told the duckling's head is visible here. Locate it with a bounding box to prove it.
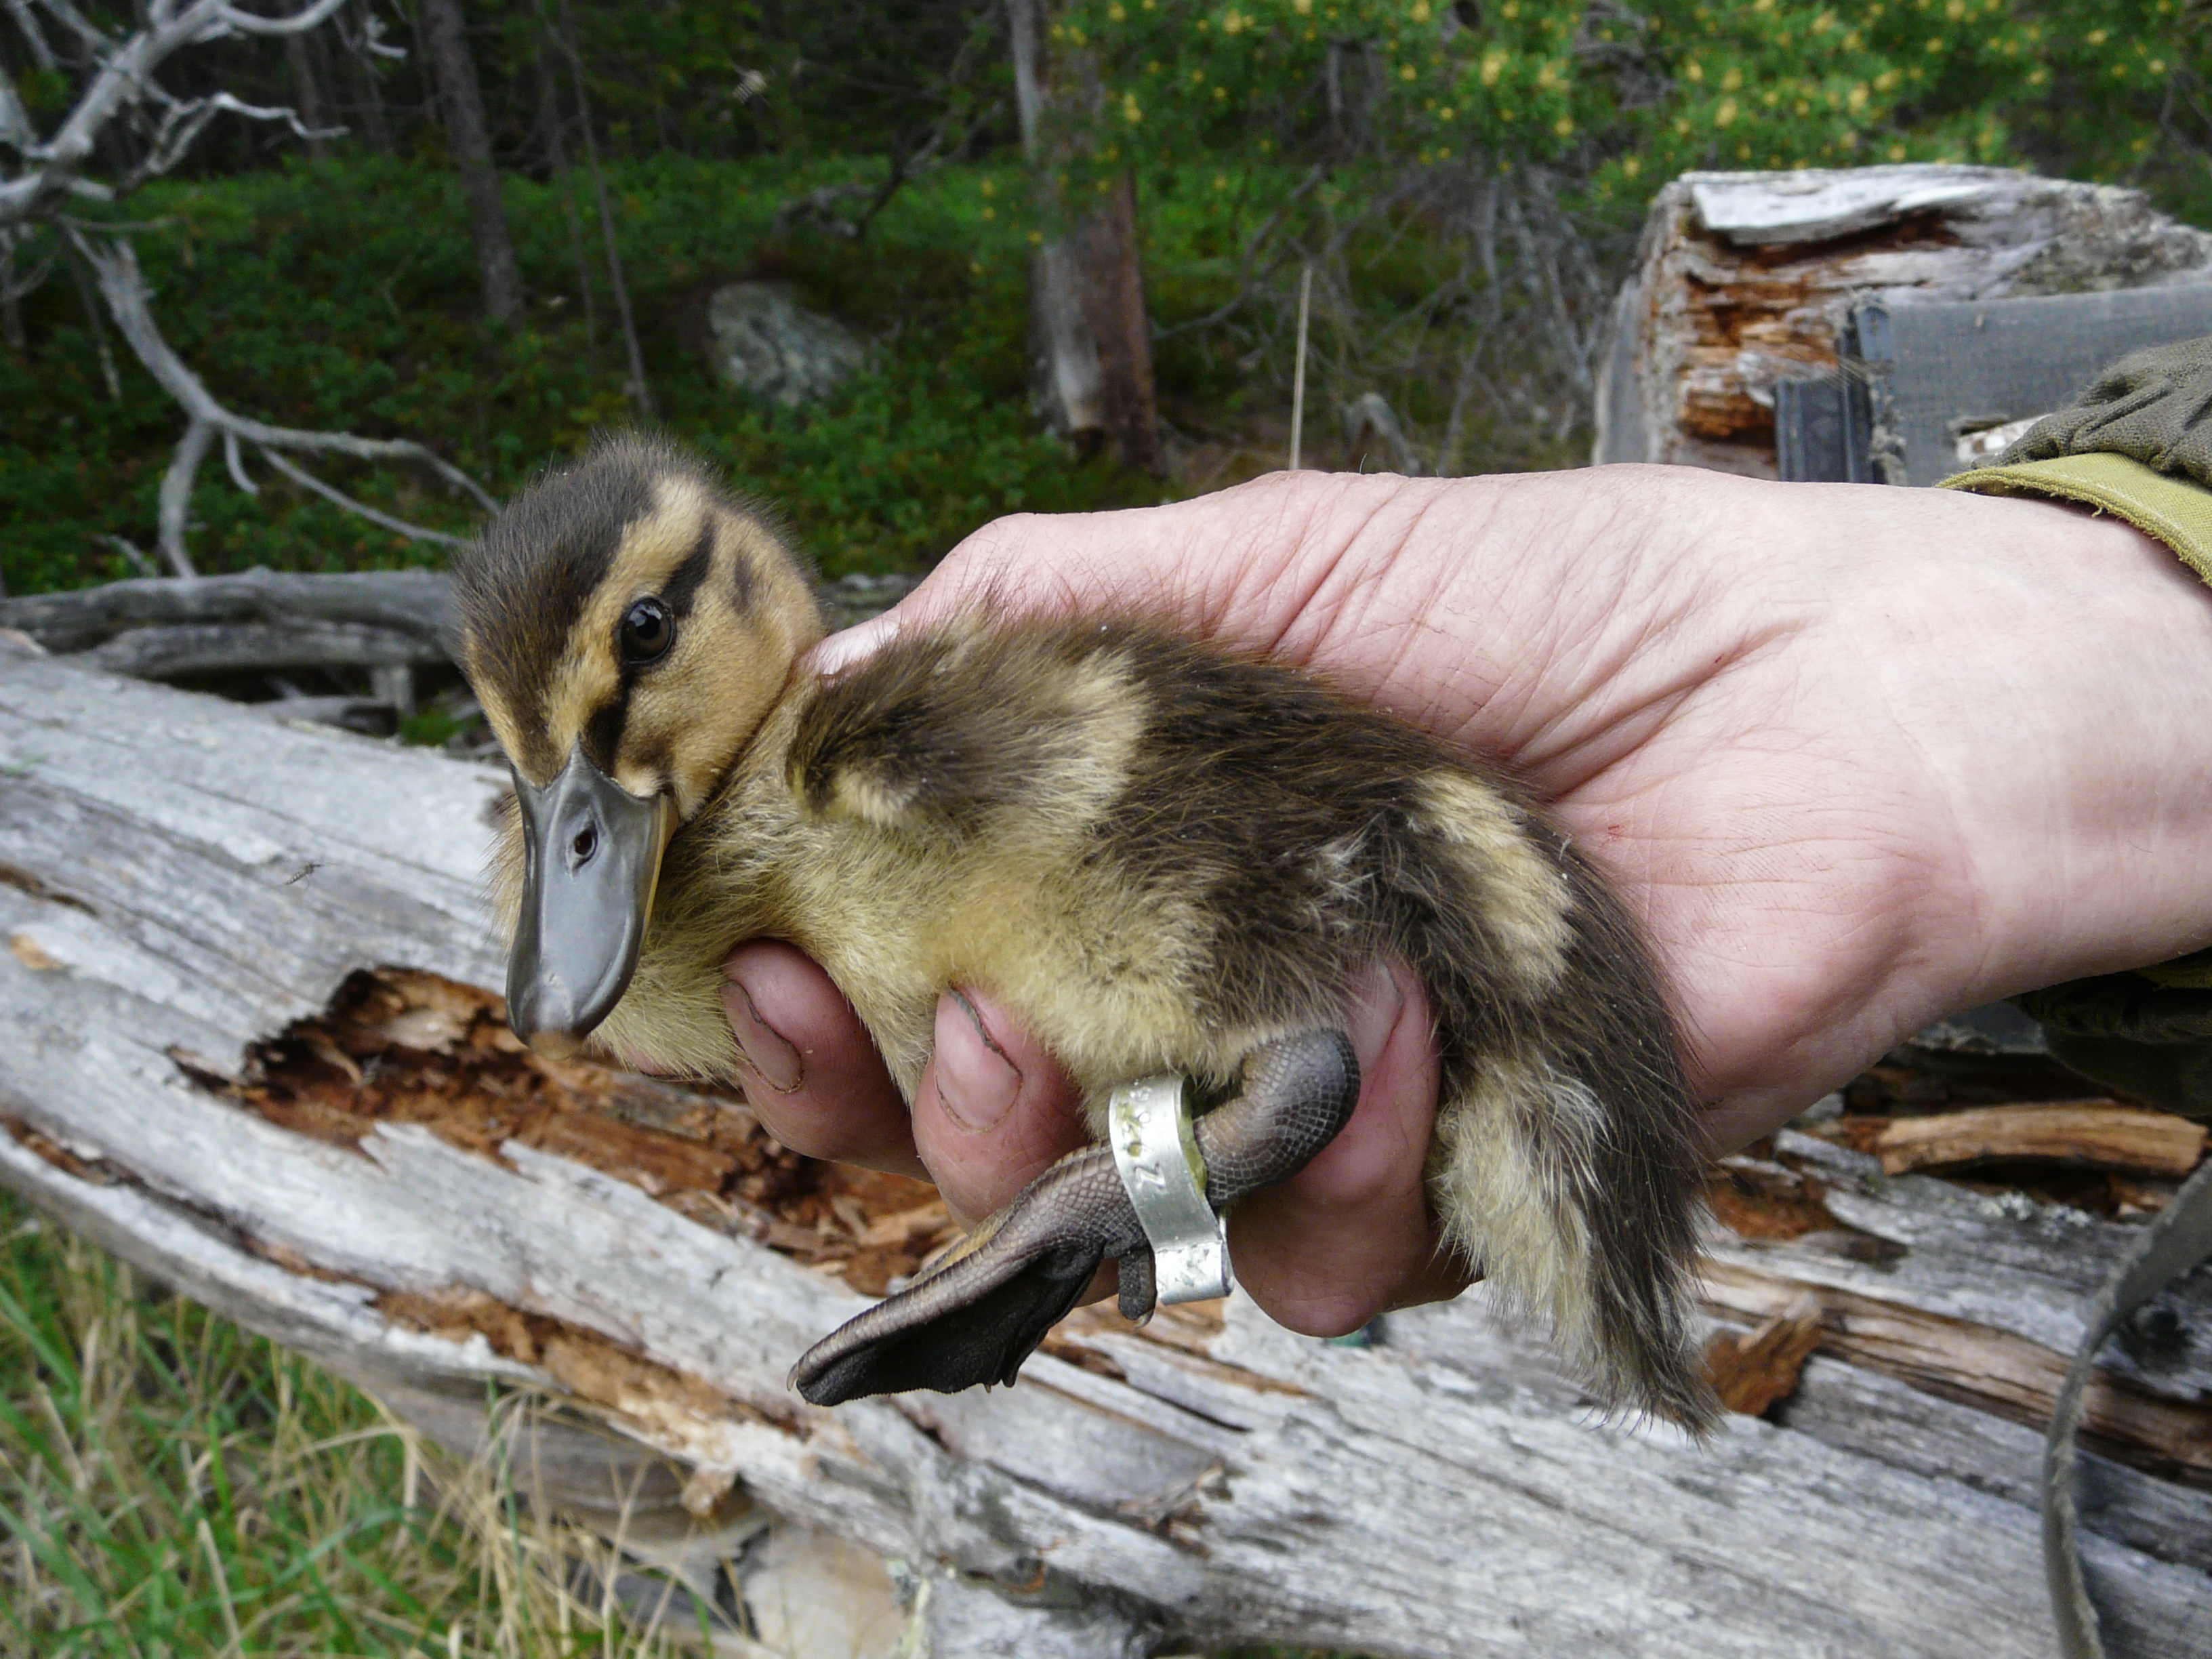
[451,434,824,1057]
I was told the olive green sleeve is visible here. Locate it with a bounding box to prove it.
[1938,335,2212,1116]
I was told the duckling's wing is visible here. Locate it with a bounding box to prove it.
[790,1145,1140,1405]
[786,621,1140,840]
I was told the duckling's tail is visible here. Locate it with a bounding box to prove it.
[1388,766,1718,1433]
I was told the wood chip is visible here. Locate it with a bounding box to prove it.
[1706,1305,1826,1416]
[1873,1104,2207,1179]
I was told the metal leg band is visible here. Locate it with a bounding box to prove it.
[1107,1073,1233,1304]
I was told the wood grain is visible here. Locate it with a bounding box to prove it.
[4,644,2210,1658]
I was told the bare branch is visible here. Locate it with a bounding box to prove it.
[0,65,37,150]
[222,429,258,495]
[74,236,493,571]
[1,0,348,230]
[256,447,468,550]
[207,0,352,39]
[155,419,213,576]
[3,0,60,71]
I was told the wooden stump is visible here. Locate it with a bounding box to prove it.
[1594,164,2212,477]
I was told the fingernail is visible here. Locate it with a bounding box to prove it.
[806,614,900,679]
[1343,960,1409,1082]
[933,989,1021,1133]
[722,974,803,1094]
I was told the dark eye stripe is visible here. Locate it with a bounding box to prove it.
[663,523,715,618]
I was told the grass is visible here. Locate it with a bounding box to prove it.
[0,1184,703,1659]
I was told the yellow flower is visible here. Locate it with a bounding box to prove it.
[1889,143,1907,160]
[2087,26,2106,43]
[1123,93,1143,123]
[981,178,996,195]
[2152,58,2169,74]
[1109,1,1126,18]
[981,205,996,220]
[1945,0,1963,16]
[1439,105,1455,121]
[1715,96,1738,126]
[1412,0,1431,18]
[1293,0,1311,12]
[1401,63,1418,81]
[1214,174,1229,190]
[1622,154,1641,177]
[1553,114,1574,137]
[1029,230,1044,244]
[1480,49,1506,85]
[1685,59,1704,82]
[1721,66,1742,91]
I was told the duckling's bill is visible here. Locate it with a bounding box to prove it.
[507,743,678,1059]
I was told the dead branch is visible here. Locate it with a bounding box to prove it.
[1872,1106,2208,1180]
[77,235,491,575]
[0,0,350,231]
[79,619,445,679]
[3,0,490,576]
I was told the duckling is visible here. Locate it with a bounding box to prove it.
[451,434,1717,1429]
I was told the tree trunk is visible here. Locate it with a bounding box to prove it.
[4,640,2211,1656]
[1008,0,1160,473]
[417,0,524,326]
[285,30,330,159]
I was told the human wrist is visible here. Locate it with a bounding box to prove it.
[1830,489,2212,1019]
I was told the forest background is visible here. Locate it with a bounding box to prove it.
[3,0,2207,604]
[4,3,2212,1655]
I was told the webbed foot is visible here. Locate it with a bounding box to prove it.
[787,1028,1360,1406]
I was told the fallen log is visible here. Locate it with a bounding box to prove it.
[3,641,2210,1657]
[0,566,455,655]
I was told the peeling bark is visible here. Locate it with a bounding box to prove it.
[1593,165,2212,476]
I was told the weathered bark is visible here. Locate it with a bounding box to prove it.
[3,644,2209,1657]
[1593,165,2212,476]
[417,0,524,326]
[1008,0,1160,472]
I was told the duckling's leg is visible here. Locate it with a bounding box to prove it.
[787,1029,1359,1406]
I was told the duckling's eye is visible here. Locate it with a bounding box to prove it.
[619,597,674,665]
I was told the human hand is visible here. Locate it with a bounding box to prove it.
[718,465,2212,1334]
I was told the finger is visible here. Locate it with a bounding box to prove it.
[1225,959,1465,1337]
[719,940,924,1178]
[909,987,1091,1230]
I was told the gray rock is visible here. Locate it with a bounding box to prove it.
[707,281,867,407]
